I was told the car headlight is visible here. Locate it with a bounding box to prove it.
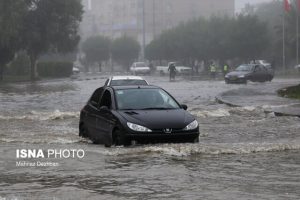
[183,120,198,130]
[127,122,152,132]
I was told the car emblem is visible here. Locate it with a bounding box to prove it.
[164,128,172,133]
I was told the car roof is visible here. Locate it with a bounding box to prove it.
[110,85,159,90]
[110,76,145,81]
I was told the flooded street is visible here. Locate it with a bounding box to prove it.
[1,75,300,200]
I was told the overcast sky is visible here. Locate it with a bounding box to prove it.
[235,0,272,13]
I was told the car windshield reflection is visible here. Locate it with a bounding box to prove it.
[236,65,254,72]
[115,88,180,110]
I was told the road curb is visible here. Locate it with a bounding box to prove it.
[216,91,300,117]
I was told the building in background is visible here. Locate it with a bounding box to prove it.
[80,0,235,47]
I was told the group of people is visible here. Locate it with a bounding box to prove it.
[209,63,229,79]
[166,62,230,81]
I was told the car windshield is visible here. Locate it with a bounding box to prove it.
[236,65,254,72]
[135,63,146,67]
[110,79,148,86]
[115,88,180,110]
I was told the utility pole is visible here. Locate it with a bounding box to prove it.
[142,0,146,61]
[283,10,286,72]
[153,0,156,38]
[297,0,299,65]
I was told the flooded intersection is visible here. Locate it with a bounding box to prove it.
[0,75,299,200]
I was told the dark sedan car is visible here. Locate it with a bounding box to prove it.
[225,64,274,84]
[79,85,199,147]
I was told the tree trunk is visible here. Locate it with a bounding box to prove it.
[98,62,102,72]
[29,54,37,81]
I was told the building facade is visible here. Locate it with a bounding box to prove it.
[80,0,235,45]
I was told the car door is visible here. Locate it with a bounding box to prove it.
[94,89,116,143]
[84,87,104,137]
[252,65,263,81]
[260,66,269,81]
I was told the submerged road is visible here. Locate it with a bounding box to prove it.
[0,75,300,200]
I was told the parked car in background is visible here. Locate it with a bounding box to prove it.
[295,64,300,73]
[130,62,151,75]
[250,60,274,76]
[70,67,80,79]
[225,64,274,84]
[251,60,270,66]
[79,85,199,146]
[156,62,192,75]
[104,76,149,86]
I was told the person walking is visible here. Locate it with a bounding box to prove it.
[168,63,176,81]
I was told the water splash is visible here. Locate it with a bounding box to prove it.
[0,110,79,121]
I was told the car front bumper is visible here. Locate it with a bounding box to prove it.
[225,77,247,84]
[125,130,199,143]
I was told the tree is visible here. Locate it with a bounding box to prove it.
[22,0,83,80]
[145,14,269,66]
[81,36,111,72]
[230,14,269,62]
[111,36,140,71]
[0,0,27,81]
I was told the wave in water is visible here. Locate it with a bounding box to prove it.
[191,106,261,118]
[0,110,79,121]
[96,141,300,157]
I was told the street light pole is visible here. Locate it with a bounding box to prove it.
[297,0,299,65]
[153,0,156,38]
[142,0,146,61]
[283,10,286,72]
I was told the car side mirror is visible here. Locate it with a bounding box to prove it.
[100,106,110,112]
[181,104,188,110]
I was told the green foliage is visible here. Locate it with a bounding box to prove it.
[111,36,141,71]
[278,85,300,99]
[231,14,269,61]
[22,0,83,80]
[81,36,111,65]
[0,0,27,80]
[7,52,30,76]
[23,0,83,55]
[37,61,73,78]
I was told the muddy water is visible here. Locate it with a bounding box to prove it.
[0,75,299,200]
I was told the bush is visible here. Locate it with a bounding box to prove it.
[7,52,30,76]
[37,61,73,78]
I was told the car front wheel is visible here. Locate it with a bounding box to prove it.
[79,123,88,138]
[113,129,130,146]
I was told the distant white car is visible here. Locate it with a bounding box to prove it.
[104,76,149,86]
[156,62,192,75]
[130,62,151,75]
[295,64,300,72]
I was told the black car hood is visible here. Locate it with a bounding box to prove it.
[226,71,251,76]
[118,109,194,129]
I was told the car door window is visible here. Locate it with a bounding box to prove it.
[254,65,263,73]
[99,90,112,109]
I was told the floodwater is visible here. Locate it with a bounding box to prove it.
[0,75,300,200]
